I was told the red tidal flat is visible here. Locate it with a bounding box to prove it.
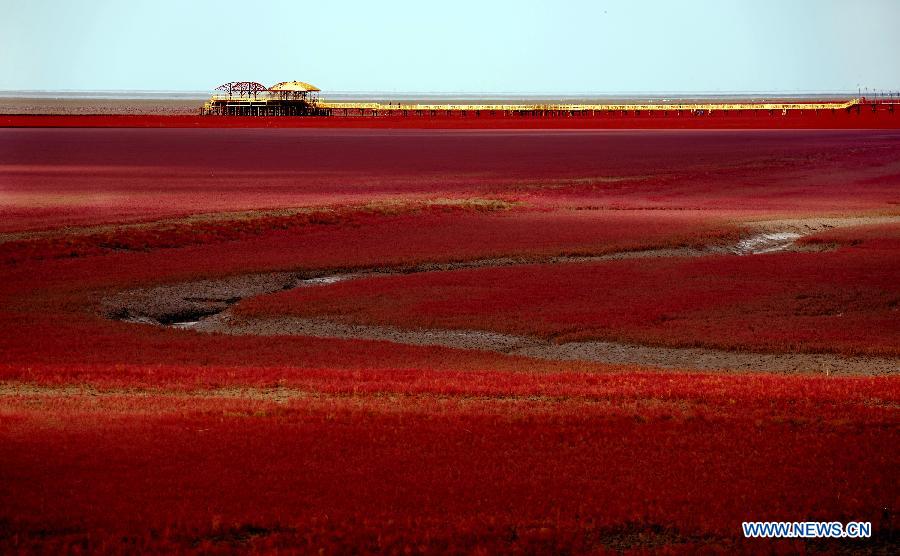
[0,208,739,378]
[240,226,900,357]
[0,202,748,387]
[3,129,900,231]
[1,372,897,553]
[1,127,898,553]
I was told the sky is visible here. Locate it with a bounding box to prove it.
[2,0,898,93]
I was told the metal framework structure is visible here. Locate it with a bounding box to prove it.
[214,81,269,98]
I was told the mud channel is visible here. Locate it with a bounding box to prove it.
[102,217,900,376]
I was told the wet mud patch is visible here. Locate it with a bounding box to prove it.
[101,272,303,325]
[731,232,802,254]
[735,215,900,254]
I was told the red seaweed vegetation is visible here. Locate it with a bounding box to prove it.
[0,127,898,553]
[3,128,900,232]
[1,372,898,554]
[0,199,518,265]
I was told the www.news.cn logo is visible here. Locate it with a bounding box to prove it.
[742,521,872,539]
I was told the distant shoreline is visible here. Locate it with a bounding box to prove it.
[0,98,204,115]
